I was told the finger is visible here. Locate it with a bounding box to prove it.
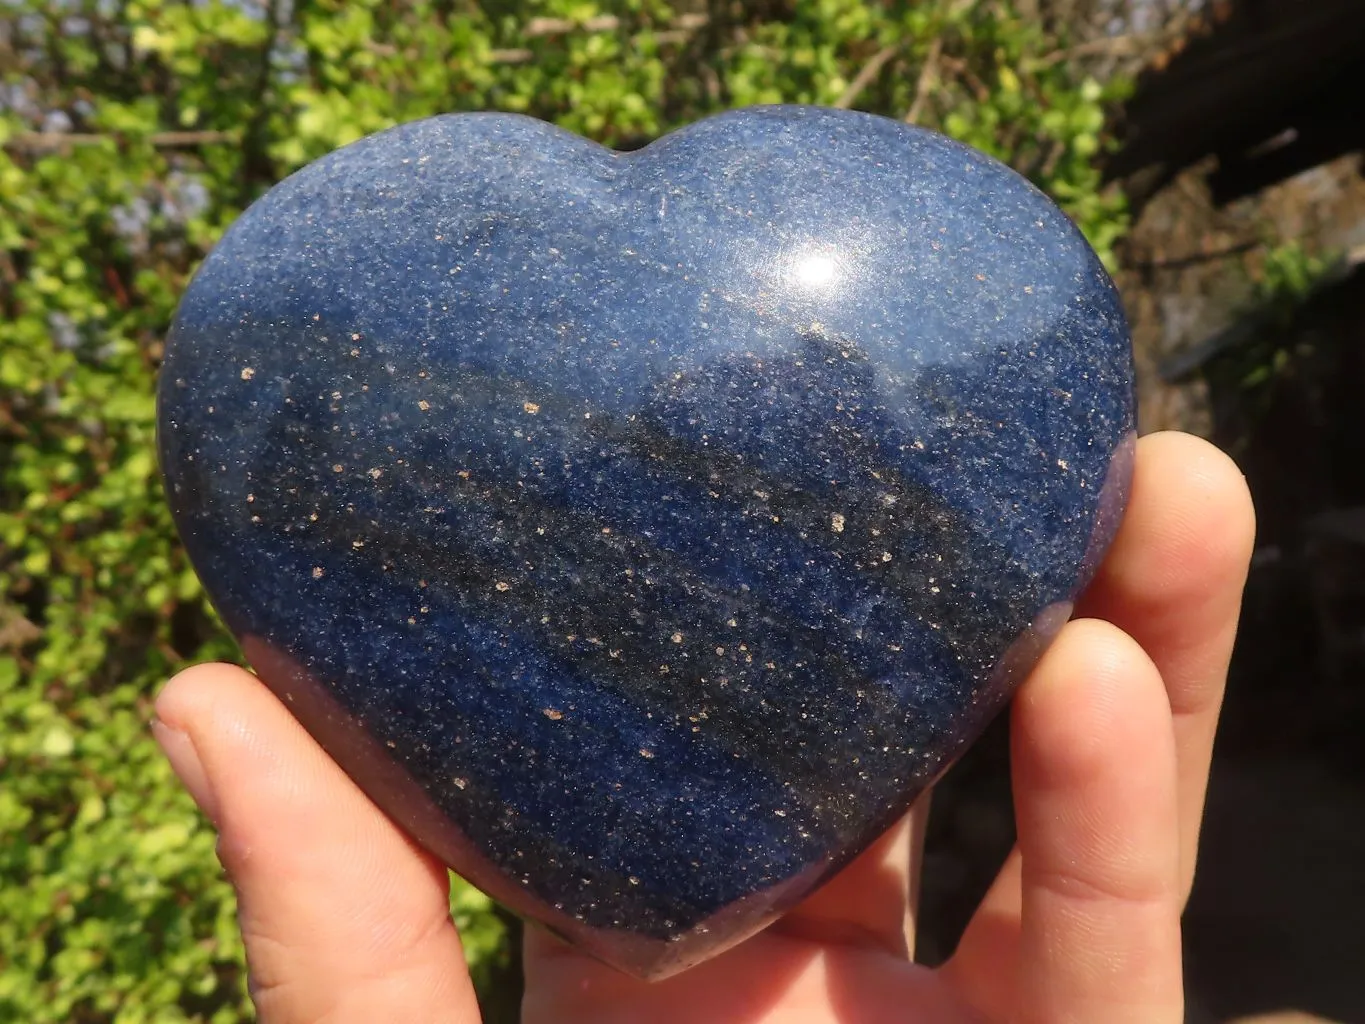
[768,798,930,957]
[522,804,936,1023]
[1074,430,1254,900]
[524,921,962,1024]
[153,663,480,1024]
[708,440,1239,968]
[526,800,929,988]
[1010,619,1183,1024]
[949,430,1253,998]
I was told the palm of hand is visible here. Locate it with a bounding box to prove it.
[154,432,1253,1024]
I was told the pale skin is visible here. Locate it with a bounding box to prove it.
[153,431,1255,1024]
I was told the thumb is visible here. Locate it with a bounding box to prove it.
[153,662,481,1024]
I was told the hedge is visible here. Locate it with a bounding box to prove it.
[0,2,1129,1019]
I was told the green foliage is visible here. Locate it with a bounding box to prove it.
[0,1,1131,1020]
[1228,240,1339,393]
[1255,240,1336,306]
[450,875,516,1011]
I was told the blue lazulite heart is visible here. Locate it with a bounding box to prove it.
[157,105,1135,979]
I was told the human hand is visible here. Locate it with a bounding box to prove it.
[153,430,1254,1024]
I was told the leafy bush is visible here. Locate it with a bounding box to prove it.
[0,1,1130,1019]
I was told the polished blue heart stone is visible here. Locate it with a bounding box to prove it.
[157,105,1135,978]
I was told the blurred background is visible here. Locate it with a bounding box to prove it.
[1,1,1361,1021]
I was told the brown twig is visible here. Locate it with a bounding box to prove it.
[486,48,533,64]
[1028,0,1207,73]
[1129,238,1260,271]
[522,12,708,39]
[1031,32,1147,67]
[0,608,41,650]
[1038,138,1067,179]
[524,14,625,36]
[239,0,283,197]
[4,130,236,153]
[487,11,709,64]
[905,36,944,124]
[833,44,900,110]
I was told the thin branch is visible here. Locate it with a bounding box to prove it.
[5,130,237,153]
[522,12,708,38]
[488,11,709,63]
[239,0,284,196]
[524,14,625,36]
[905,36,944,124]
[1129,238,1260,271]
[833,44,900,110]
[1031,31,1148,67]
[1027,0,1218,73]
[0,605,42,651]
[487,48,533,64]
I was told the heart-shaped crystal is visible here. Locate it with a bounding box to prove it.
[157,105,1135,979]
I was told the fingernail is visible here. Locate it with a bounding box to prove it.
[152,718,220,825]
